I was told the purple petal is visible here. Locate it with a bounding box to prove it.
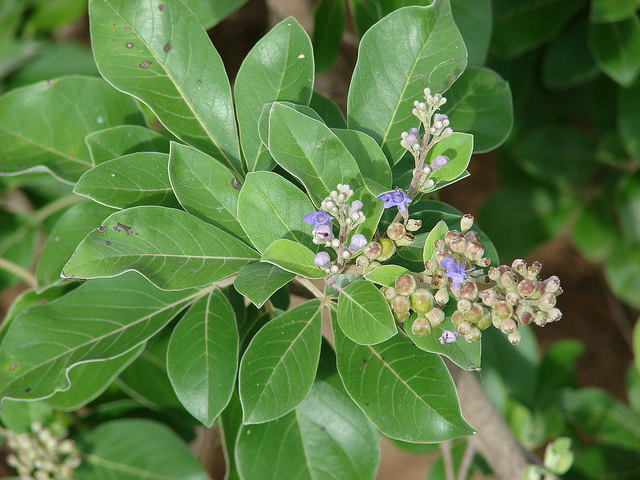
[441,257,455,270]
[303,212,317,224]
[314,251,331,268]
[349,234,367,252]
[439,330,460,344]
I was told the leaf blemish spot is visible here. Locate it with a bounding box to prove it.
[113,223,133,235]
[25,387,31,393]
[126,42,134,48]
[158,3,164,10]
[97,225,106,233]
[140,60,152,69]
[163,42,172,53]
[8,363,16,371]
[105,240,111,246]
[298,54,305,59]
[197,79,202,85]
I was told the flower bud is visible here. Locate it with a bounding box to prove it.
[465,326,481,343]
[425,259,438,274]
[493,301,513,320]
[426,308,445,328]
[349,233,368,252]
[439,330,460,344]
[364,261,380,273]
[395,274,417,295]
[458,320,472,335]
[430,155,449,170]
[314,251,330,268]
[350,200,363,213]
[435,287,449,306]
[434,238,446,250]
[501,319,517,334]
[476,257,491,267]
[465,303,484,324]
[410,288,434,314]
[381,286,397,301]
[517,279,536,298]
[544,275,561,293]
[313,225,334,243]
[547,308,562,322]
[500,271,518,289]
[430,270,446,289]
[477,310,492,330]
[364,241,381,260]
[406,219,422,231]
[434,248,451,265]
[460,214,474,232]
[488,266,500,281]
[539,292,557,311]
[457,298,472,313]
[459,281,478,300]
[515,305,533,325]
[411,316,431,337]
[511,258,527,276]
[464,230,480,243]
[505,291,519,305]
[355,255,370,269]
[491,312,503,328]
[480,288,498,306]
[527,260,542,279]
[445,230,461,245]
[533,311,547,327]
[451,310,465,328]
[377,238,396,261]
[341,250,351,259]
[394,311,410,323]
[508,330,521,345]
[465,241,484,261]
[391,295,410,314]
[449,236,467,254]
[395,231,415,246]
[387,222,406,241]
[330,265,339,274]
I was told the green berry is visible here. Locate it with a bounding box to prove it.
[426,308,445,328]
[395,274,417,295]
[390,295,410,314]
[381,286,397,301]
[410,288,434,314]
[387,222,406,241]
[464,326,481,343]
[411,316,431,336]
[377,238,396,261]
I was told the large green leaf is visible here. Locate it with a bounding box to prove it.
[591,0,640,23]
[239,300,323,423]
[90,0,242,177]
[46,345,143,410]
[451,0,492,67]
[265,102,364,205]
[75,419,209,480]
[589,16,640,87]
[167,289,238,426]
[168,143,249,242]
[347,2,467,164]
[0,76,145,182]
[261,239,327,279]
[184,0,248,29]
[364,265,411,287]
[310,91,347,129]
[491,0,583,57]
[237,171,316,252]
[0,273,192,403]
[234,262,294,308]
[220,389,243,480]
[332,128,392,188]
[337,279,397,345]
[312,0,345,72]
[36,202,116,290]
[85,125,170,165]
[618,78,640,161]
[236,380,380,480]
[572,196,616,262]
[423,133,473,188]
[63,206,259,290]
[442,68,512,153]
[235,17,314,172]
[604,242,640,309]
[75,152,179,209]
[333,315,473,442]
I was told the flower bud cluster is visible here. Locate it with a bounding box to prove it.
[6,422,81,480]
[419,215,563,345]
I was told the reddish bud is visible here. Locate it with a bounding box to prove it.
[411,316,431,336]
[391,295,410,314]
[450,237,467,254]
[395,274,417,295]
[459,281,478,300]
[494,301,513,320]
[381,286,397,301]
[465,241,485,261]
[517,279,536,298]
[465,326,481,343]
[364,241,381,260]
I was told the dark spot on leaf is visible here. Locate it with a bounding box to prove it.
[197,79,202,85]
[158,3,164,10]
[163,42,172,53]
[231,178,242,190]
[320,426,326,431]
[9,364,16,371]
[140,60,152,69]
[123,26,131,31]
[365,402,369,406]
[105,240,111,246]
[362,358,368,364]
[25,387,31,393]
[112,23,116,27]
[113,223,133,235]
[126,42,134,49]
[97,225,106,233]
[381,355,386,361]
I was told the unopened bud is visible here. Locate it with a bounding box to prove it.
[465,326,481,343]
[544,275,561,293]
[314,251,330,268]
[501,271,518,289]
[488,266,500,281]
[505,291,519,305]
[458,320,472,335]
[547,308,562,322]
[364,260,380,273]
[445,230,461,245]
[465,241,484,261]
[527,261,542,279]
[364,241,381,260]
[430,155,449,170]
[465,303,484,324]
[349,233,368,252]
[426,308,445,328]
[355,255,370,268]
[425,259,438,274]
[430,270,446,289]
[501,319,517,334]
[460,214,474,232]
[539,292,557,311]
[391,295,410,314]
[515,305,533,325]
[449,237,467,254]
[494,301,512,320]
[378,238,396,261]
[435,287,449,306]
[517,279,536,298]
[411,316,431,337]
[410,288,434,314]
[459,281,478,300]
[508,330,521,345]
[476,257,490,267]
[394,311,410,323]
[451,310,465,328]
[533,311,547,327]
[381,286,397,301]
[480,288,498,306]
[511,259,527,276]
[395,274,417,295]
[395,231,415,246]
[387,222,406,241]
[477,310,492,330]
[406,219,422,231]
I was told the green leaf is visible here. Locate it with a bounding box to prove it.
[442,68,512,153]
[262,239,326,279]
[423,220,449,263]
[542,22,599,90]
[491,0,583,57]
[75,152,179,209]
[310,91,347,128]
[628,361,640,414]
[618,78,640,161]
[238,171,316,253]
[332,128,392,188]
[0,400,52,433]
[239,299,323,423]
[349,0,430,38]
[86,125,170,165]
[347,2,467,164]
[168,142,249,241]
[424,133,473,187]
[46,345,143,410]
[184,0,248,29]
[265,102,364,205]
[89,0,242,177]
[589,16,640,87]
[572,196,616,262]
[364,265,410,286]
[236,380,380,480]
[635,319,640,373]
[0,273,192,403]
[604,242,640,308]
[451,0,492,67]
[404,316,481,371]
[333,316,473,442]
[220,390,243,480]
[36,202,116,290]
[0,76,145,183]
[337,279,397,345]
[258,101,324,148]
[75,419,209,480]
[234,262,294,308]
[63,206,259,290]
[167,289,238,426]
[591,0,640,23]
[235,17,314,172]
[312,0,345,72]
[562,388,640,451]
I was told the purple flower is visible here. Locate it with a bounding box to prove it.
[430,155,449,170]
[313,225,334,242]
[350,200,363,213]
[349,234,367,252]
[439,330,460,344]
[441,256,470,289]
[303,210,333,228]
[378,188,412,211]
[314,251,331,268]
[408,127,419,137]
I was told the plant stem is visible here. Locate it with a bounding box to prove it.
[456,441,475,480]
[295,276,325,300]
[441,440,455,480]
[0,257,37,289]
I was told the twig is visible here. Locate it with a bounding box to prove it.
[441,440,455,480]
[294,276,325,300]
[456,441,475,480]
[0,257,37,289]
